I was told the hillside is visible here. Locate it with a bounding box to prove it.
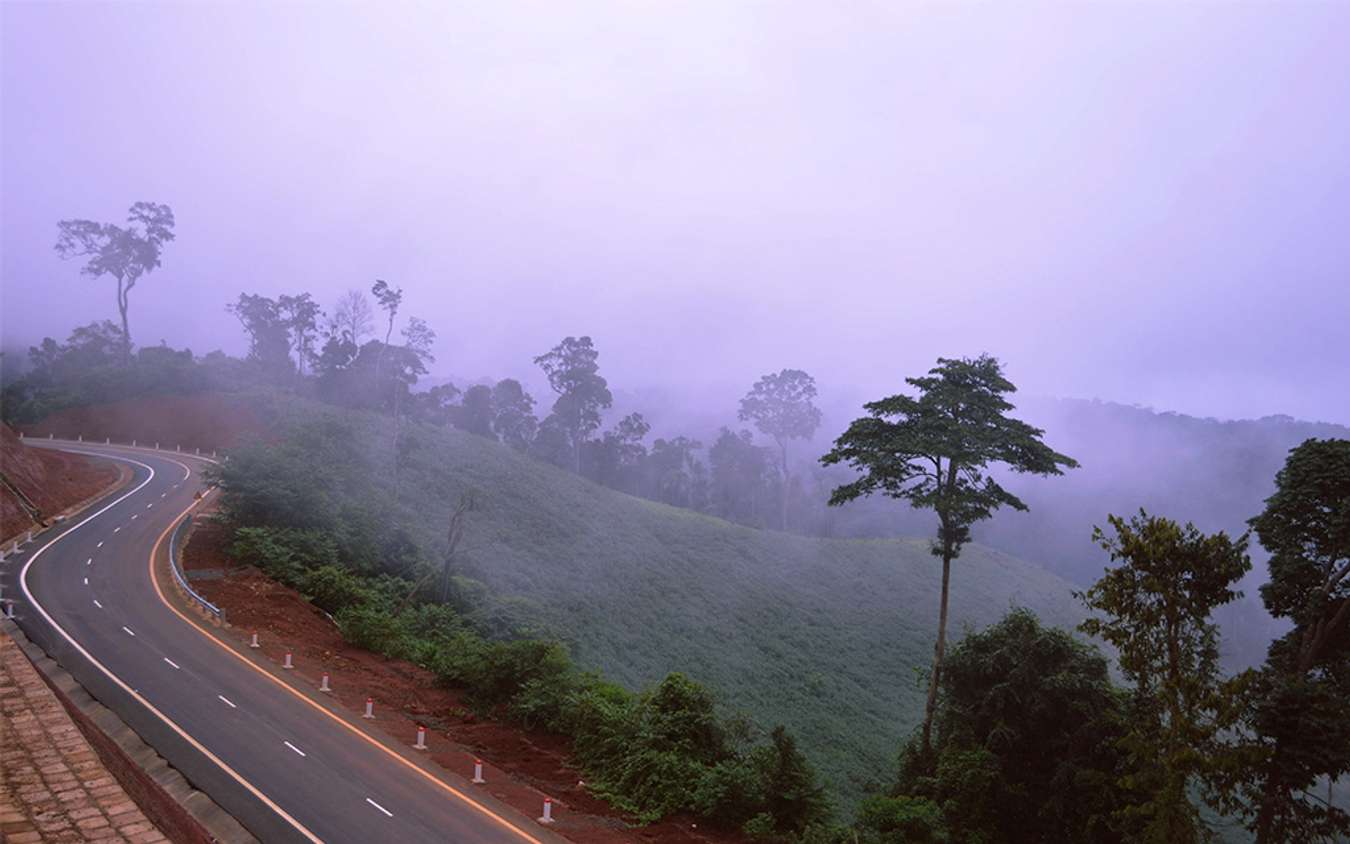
[0,424,118,542]
[237,394,1087,806]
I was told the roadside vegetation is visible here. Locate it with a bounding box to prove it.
[4,258,1346,840]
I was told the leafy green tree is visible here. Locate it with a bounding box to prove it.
[648,435,704,508]
[1078,512,1251,843]
[709,427,777,526]
[587,412,649,491]
[749,725,832,836]
[226,293,293,381]
[491,378,538,451]
[277,293,323,377]
[54,202,176,365]
[534,336,613,473]
[739,369,823,530]
[821,354,1076,757]
[906,608,1132,843]
[1230,439,1350,842]
[370,278,403,377]
[456,385,496,438]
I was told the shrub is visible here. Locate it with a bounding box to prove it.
[298,565,368,614]
[855,795,948,843]
[336,604,405,654]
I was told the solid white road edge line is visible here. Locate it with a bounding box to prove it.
[18,447,324,844]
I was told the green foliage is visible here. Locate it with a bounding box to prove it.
[1079,512,1251,843]
[202,392,1086,814]
[1219,438,1350,842]
[823,354,1078,754]
[900,608,1133,843]
[855,795,948,843]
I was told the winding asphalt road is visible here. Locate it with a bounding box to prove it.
[4,440,558,844]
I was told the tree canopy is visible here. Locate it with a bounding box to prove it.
[54,201,176,364]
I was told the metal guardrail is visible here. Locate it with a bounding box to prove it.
[168,515,223,619]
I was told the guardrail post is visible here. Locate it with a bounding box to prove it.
[472,759,485,783]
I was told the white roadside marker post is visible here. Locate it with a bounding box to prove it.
[320,673,331,693]
[472,759,485,784]
[283,651,294,669]
[4,601,14,619]
[250,631,260,648]
[78,434,83,442]
[414,726,427,750]
[364,697,375,719]
[538,798,555,824]
[106,437,110,444]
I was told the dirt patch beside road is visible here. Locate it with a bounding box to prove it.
[1,424,121,544]
[183,519,737,844]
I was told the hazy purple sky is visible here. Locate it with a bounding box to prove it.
[3,2,1348,424]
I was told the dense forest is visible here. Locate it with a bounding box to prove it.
[3,269,1347,842]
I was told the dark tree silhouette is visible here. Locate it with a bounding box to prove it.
[54,202,176,365]
[822,354,1076,759]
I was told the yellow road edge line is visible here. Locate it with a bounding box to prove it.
[149,466,547,843]
[18,451,324,844]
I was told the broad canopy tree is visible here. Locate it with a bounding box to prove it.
[54,201,176,365]
[1236,438,1350,842]
[1078,512,1250,844]
[534,336,613,473]
[821,354,1076,759]
[739,368,822,530]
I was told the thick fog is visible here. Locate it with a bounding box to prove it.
[3,2,1349,424]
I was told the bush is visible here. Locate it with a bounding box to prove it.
[336,604,405,654]
[855,796,948,843]
[299,565,369,614]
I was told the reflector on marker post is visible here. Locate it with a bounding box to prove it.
[364,697,375,718]
[414,725,427,750]
[472,759,485,783]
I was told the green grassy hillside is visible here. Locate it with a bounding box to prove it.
[256,394,1088,806]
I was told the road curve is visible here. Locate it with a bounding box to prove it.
[6,441,560,844]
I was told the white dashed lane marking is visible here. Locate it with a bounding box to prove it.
[86,558,92,566]
[164,657,180,670]
[365,798,392,817]
[83,577,88,586]
[218,695,237,709]
[284,741,306,757]
[113,527,120,533]
[96,541,103,548]
[121,626,135,637]
[93,599,103,609]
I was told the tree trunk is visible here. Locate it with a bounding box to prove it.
[116,275,132,366]
[778,438,790,532]
[920,548,953,757]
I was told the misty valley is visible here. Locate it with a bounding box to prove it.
[3,5,1349,844]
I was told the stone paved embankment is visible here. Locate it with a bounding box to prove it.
[0,630,168,844]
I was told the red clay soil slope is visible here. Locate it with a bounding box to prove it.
[183,518,743,844]
[0,424,119,544]
[20,392,265,453]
